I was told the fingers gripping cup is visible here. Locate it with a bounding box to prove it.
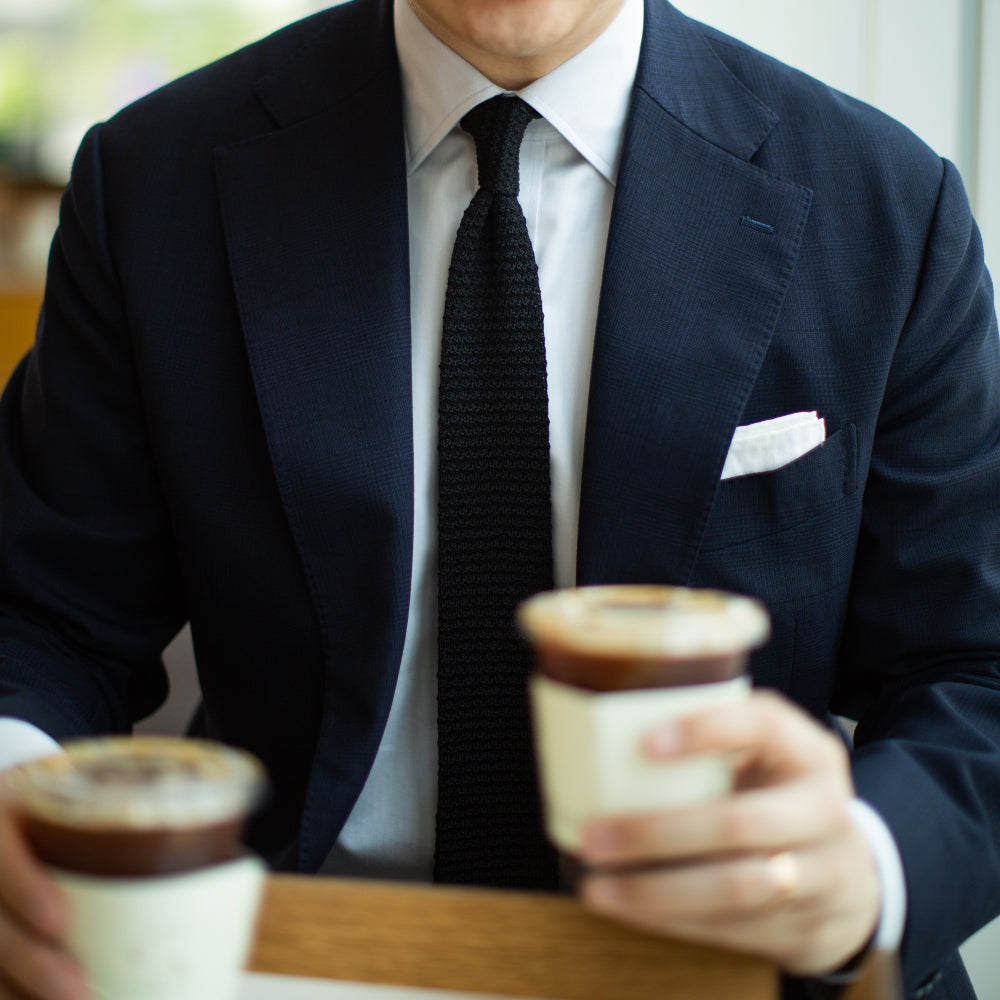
[518,586,770,856]
[2,736,268,1000]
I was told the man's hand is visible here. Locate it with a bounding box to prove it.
[577,690,881,977]
[0,803,86,999]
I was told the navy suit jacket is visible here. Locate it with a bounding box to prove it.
[1,1,998,996]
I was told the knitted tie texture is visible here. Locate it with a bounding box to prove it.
[435,95,558,890]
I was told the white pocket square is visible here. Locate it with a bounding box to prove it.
[720,412,826,480]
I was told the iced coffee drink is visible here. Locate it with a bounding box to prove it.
[4,736,265,877]
[518,585,770,853]
[518,584,769,691]
[2,736,268,1000]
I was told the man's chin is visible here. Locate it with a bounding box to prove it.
[408,0,624,76]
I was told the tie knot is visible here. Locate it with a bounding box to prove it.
[461,95,539,197]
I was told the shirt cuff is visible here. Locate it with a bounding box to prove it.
[805,798,907,990]
[0,718,62,773]
[850,797,907,952]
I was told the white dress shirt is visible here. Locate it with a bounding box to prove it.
[0,0,905,955]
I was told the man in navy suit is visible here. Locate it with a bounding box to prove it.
[0,0,997,997]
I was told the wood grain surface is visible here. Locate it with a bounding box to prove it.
[250,875,778,1000]
[0,289,40,383]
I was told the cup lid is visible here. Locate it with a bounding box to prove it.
[1,736,266,830]
[517,585,770,658]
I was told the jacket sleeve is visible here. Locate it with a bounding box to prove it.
[0,124,186,738]
[836,159,1000,995]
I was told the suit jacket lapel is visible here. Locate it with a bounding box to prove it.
[578,0,813,586]
[214,0,412,870]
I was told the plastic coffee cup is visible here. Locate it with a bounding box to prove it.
[518,585,770,854]
[2,736,268,1000]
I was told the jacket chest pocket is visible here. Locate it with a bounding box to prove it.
[692,423,861,605]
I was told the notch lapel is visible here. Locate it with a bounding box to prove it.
[214,0,412,870]
[578,0,813,586]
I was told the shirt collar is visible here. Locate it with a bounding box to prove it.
[394,0,643,183]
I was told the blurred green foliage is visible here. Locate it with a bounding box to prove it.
[0,0,317,182]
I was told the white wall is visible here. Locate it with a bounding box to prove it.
[978,0,1000,279]
[135,625,200,738]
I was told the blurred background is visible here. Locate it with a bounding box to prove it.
[0,0,328,187]
[0,0,998,991]
[0,0,326,293]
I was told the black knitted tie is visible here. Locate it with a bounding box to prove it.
[435,96,558,890]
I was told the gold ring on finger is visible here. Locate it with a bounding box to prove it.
[767,850,800,903]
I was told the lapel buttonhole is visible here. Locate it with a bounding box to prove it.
[740,215,775,234]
